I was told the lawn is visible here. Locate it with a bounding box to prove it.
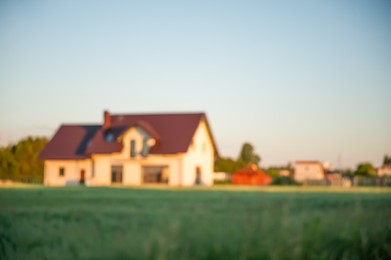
[0,187,391,259]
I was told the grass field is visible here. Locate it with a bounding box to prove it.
[1,187,391,259]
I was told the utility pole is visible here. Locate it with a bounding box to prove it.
[337,153,342,170]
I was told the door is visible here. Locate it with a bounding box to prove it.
[80,170,85,185]
[195,166,202,185]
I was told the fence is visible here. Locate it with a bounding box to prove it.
[0,177,43,184]
[301,176,391,187]
[353,176,391,187]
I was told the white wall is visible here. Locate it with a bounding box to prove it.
[44,160,91,186]
[294,163,324,182]
[181,119,215,186]
[89,127,184,186]
[378,167,391,176]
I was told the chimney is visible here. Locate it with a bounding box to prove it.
[103,110,111,129]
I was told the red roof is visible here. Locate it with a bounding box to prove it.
[295,161,323,165]
[39,125,100,160]
[40,112,218,160]
[232,166,272,186]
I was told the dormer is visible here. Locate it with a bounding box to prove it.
[115,121,160,159]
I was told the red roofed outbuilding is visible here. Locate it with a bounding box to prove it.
[232,165,272,186]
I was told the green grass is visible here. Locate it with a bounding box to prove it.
[0,187,391,259]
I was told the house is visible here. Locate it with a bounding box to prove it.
[39,111,218,186]
[294,161,325,183]
[213,172,231,183]
[278,169,291,177]
[326,171,352,187]
[377,165,391,177]
[232,165,272,186]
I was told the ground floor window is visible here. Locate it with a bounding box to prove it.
[111,166,123,183]
[142,166,169,184]
[59,167,65,177]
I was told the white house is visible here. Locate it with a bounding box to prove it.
[377,165,391,177]
[39,111,218,186]
[294,161,325,182]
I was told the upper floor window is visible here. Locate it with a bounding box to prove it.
[130,139,136,158]
[59,167,65,177]
[141,138,149,157]
[106,134,114,142]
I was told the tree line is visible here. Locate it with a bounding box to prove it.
[0,137,48,182]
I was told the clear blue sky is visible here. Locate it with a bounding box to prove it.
[1,0,390,169]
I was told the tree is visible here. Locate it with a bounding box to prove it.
[354,162,376,176]
[0,136,48,182]
[265,168,279,178]
[214,142,262,174]
[214,157,245,174]
[238,142,261,166]
[383,155,391,166]
[0,147,17,179]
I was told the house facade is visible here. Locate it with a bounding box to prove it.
[294,161,325,182]
[39,111,218,187]
[377,165,391,177]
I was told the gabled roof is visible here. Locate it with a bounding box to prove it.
[39,125,100,160]
[40,112,218,160]
[295,161,323,165]
[233,166,267,176]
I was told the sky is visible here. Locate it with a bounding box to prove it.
[0,0,390,169]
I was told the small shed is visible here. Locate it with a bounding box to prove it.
[232,165,272,186]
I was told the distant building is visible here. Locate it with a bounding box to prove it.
[279,169,291,177]
[39,111,218,187]
[213,172,231,182]
[232,165,272,186]
[377,165,391,177]
[294,161,325,182]
[326,171,352,187]
[322,161,334,171]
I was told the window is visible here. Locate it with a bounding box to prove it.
[130,139,136,158]
[111,166,123,183]
[141,138,149,157]
[142,166,169,184]
[106,134,114,142]
[195,166,202,185]
[59,167,65,177]
[202,142,206,153]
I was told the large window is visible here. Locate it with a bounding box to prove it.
[111,166,123,183]
[130,140,136,158]
[142,166,169,184]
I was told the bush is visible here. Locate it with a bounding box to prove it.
[271,176,300,186]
